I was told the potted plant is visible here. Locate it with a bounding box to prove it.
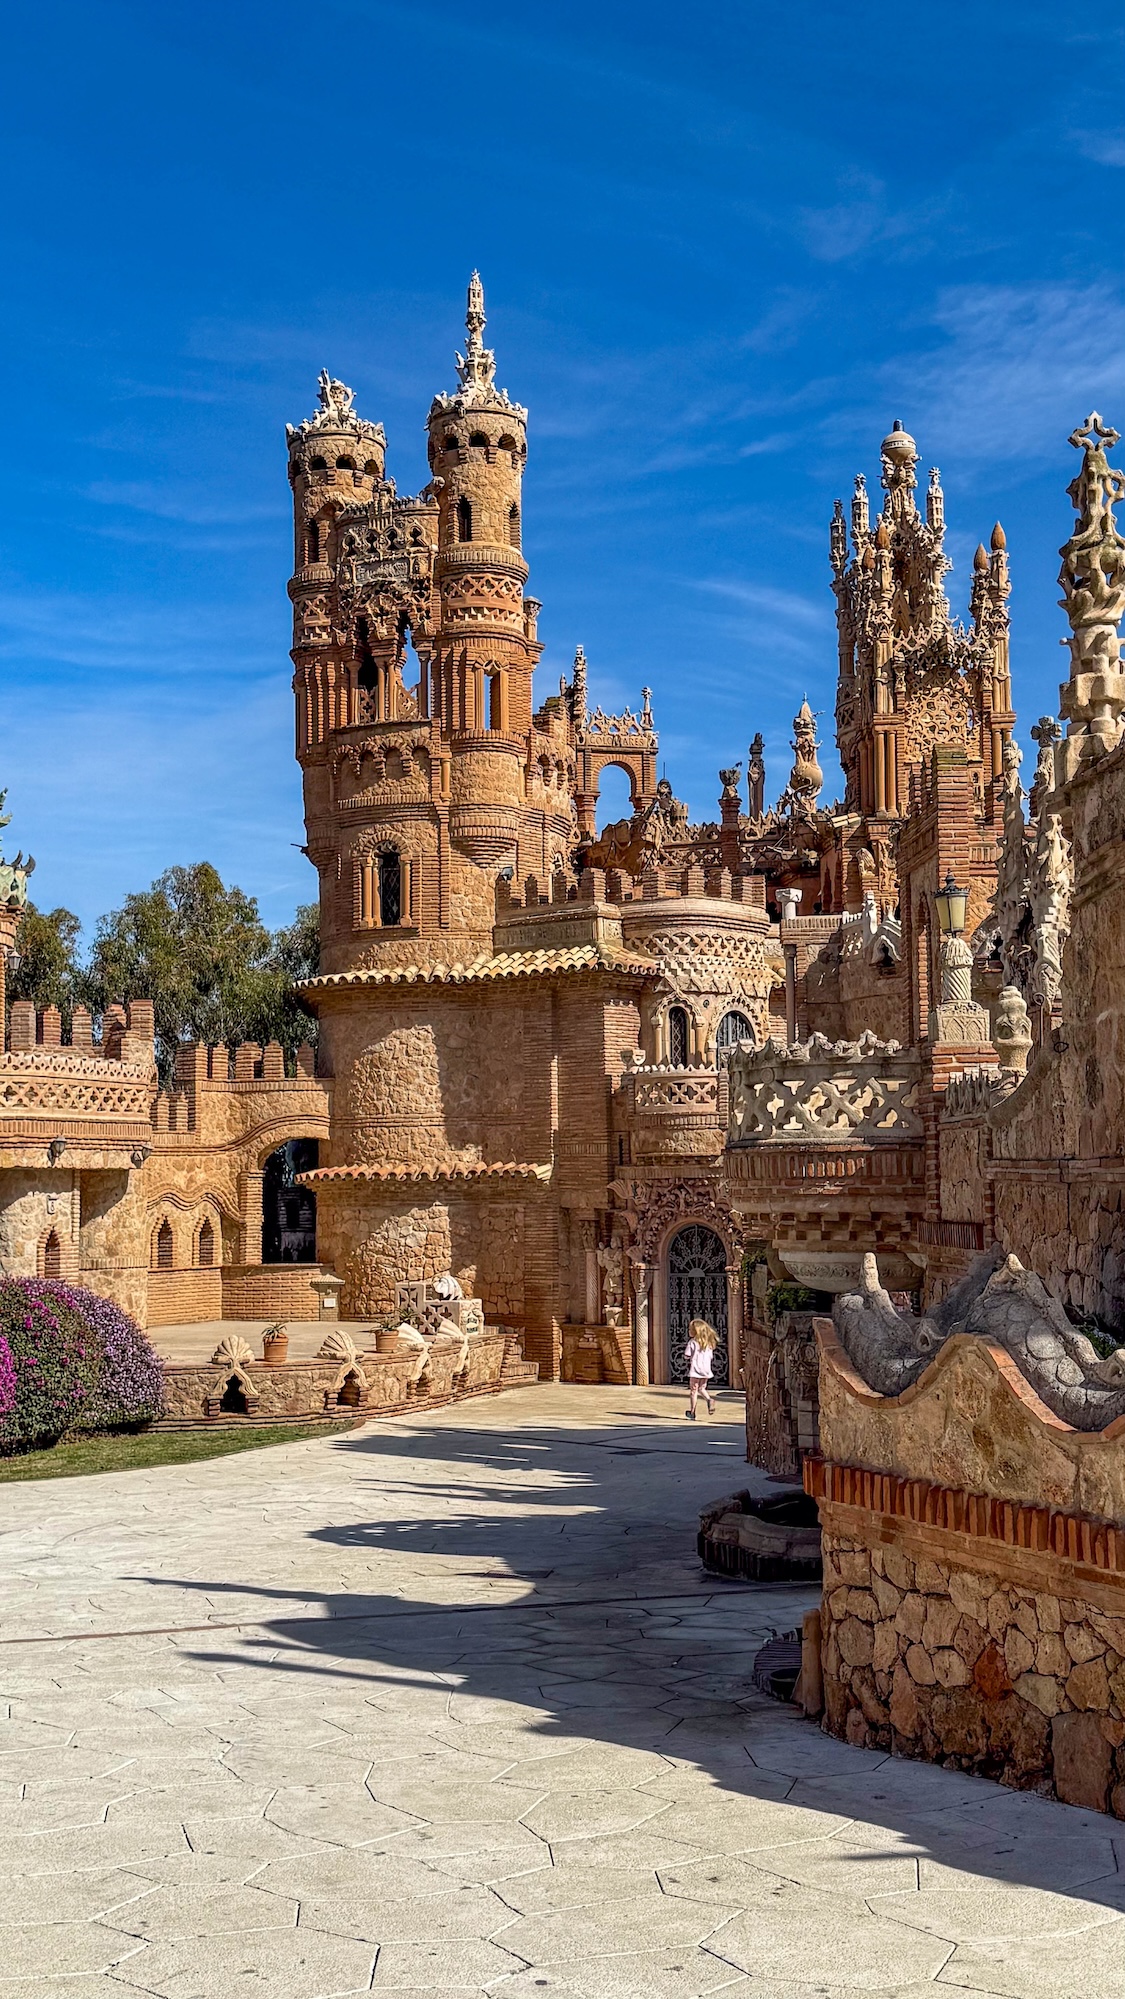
[261,1322,289,1366]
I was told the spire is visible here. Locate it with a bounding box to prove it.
[1057,411,1125,773]
[926,466,945,534]
[880,418,918,518]
[830,497,847,573]
[455,270,497,398]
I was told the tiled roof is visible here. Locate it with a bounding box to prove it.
[299,1160,552,1185]
[303,945,655,992]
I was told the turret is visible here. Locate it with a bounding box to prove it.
[423,275,542,865]
[286,372,388,574]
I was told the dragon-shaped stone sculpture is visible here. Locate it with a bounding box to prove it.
[834,1247,1125,1432]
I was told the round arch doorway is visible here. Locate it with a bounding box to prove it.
[667,1224,729,1386]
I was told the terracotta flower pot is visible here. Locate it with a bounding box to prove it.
[375,1328,400,1356]
[262,1331,289,1366]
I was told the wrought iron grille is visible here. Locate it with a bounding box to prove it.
[667,1224,729,1385]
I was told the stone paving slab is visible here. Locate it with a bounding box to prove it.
[1,1384,1124,1995]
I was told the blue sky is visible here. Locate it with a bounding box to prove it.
[2,0,1123,933]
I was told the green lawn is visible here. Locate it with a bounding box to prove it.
[0,1419,363,1483]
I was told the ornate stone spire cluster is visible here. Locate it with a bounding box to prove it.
[432,272,526,418]
[830,421,1014,823]
[986,717,1071,1014]
[1057,413,1125,778]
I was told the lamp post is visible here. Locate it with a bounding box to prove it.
[932,872,973,1010]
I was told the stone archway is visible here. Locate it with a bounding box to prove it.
[666,1224,729,1386]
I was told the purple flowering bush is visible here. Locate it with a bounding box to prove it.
[0,1335,15,1431]
[0,1279,163,1450]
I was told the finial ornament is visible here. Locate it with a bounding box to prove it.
[926,466,944,534]
[747,733,766,820]
[317,370,355,422]
[1057,411,1125,775]
[0,789,34,912]
[781,700,823,815]
[455,270,498,397]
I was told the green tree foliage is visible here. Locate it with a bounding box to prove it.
[9,905,84,1021]
[14,865,318,1082]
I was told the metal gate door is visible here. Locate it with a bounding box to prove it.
[667,1224,729,1385]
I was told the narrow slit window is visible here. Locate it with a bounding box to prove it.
[378,851,402,927]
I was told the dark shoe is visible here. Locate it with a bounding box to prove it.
[685,1408,696,1420]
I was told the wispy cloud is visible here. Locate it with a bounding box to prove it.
[84,480,287,525]
[692,579,830,629]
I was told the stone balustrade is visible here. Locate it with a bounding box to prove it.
[727,1031,923,1147]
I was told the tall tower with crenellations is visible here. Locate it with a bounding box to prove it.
[287,276,577,977]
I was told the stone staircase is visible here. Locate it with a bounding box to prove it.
[500,1330,540,1387]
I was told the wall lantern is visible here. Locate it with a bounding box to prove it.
[933,871,968,938]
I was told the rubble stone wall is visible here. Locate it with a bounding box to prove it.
[820,1525,1125,1814]
[813,1316,1125,1814]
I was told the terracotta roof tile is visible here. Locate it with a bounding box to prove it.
[303,945,654,992]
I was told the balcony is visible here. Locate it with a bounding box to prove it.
[727,1031,922,1148]
[618,1065,721,1162]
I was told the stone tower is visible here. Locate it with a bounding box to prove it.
[288,276,574,976]
[830,420,1015,825]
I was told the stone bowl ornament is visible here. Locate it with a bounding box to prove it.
[261,1322,289,1365]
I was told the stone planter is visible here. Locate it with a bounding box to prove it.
[261,1330,289,1366]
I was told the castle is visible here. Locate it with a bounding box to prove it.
[0,276,1113,1411]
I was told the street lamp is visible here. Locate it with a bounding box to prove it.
[933,871,968,938]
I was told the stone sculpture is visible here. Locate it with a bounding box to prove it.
[834,1249,1125,1430]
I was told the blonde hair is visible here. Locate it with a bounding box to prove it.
[688,1317,717,1350]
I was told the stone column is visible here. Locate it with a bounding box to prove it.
[726,1266,743,1389]
[242,1170,264,1267]
[779,886,801,1044]
[632,1261,652,1385]
[580,1218,599,1325]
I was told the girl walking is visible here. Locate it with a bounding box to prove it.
[683,1318,718,1419]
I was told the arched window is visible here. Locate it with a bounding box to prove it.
[307,520,320,563]
[262,1140,319,1264]
[488,674,503,731]
[42,1230,61,1279]
[497,433,518,455]
[154,1219,174,1271]
[309,455,327,471]
[335,455,356,471]
[457,497,473,543]
[443,434,459,454]
[197,1218,215,1267]
[468,431,488,448]
[508,503,521,549]
[716,1010,754,1066]
[363,459,380,476]
[669,1006,690,1068]
[378,851,402,927]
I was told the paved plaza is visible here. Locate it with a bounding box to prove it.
[3,1385,1125,1998]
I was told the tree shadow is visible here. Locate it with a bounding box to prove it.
[133,1408,1125,1927]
